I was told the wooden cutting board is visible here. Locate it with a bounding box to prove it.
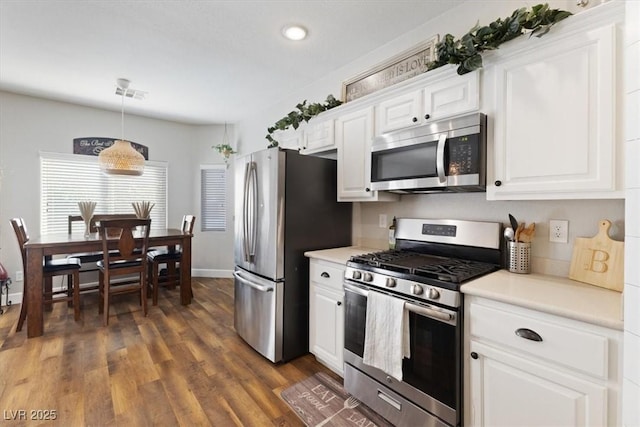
[569,219,624,292]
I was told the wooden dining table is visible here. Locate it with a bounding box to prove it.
[23,228,193,338]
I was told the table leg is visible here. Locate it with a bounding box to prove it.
[25,246,44,338]
[180,235,192,305]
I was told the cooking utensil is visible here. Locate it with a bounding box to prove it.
[504,227,515,242]
[508,214,519,232]
[569,219,624,292]
[515,222,524,242]
[519,223,536,243]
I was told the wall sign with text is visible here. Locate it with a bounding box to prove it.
[73,137,149,160]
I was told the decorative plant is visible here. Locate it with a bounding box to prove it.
[427,3,572,75]
[212,123,237,165]
[132,201,154,219]
[266,94,342,148]
[213,143,237,163]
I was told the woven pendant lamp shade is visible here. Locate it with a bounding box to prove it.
[99,140,145,176]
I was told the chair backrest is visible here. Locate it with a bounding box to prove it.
[98,218,151,265]
[181,215,196,234]
[68,213,138,234]
[10,218,29,268]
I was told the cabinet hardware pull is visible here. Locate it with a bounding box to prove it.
[470,352,478,359]
[515,328,543,342]
[365,188,371,192]
[321,272,330,278]
[337,301,342,306]
[412,117,418,123]
[424,114,431,120]
[495,180,502,187]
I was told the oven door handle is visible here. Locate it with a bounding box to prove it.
[344,283,456,325]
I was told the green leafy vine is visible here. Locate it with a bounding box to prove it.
[266,95,342,148]
[427,3,572,75]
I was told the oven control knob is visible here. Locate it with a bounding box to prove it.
[385,278,397,288]
[411,284,424,295]
[352,270,362,280]
[363,272,374,282]
[428,288,441,300]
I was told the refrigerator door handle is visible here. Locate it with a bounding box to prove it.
[248,161,258,259]
[242,161,251,262]
[233,271,274,292]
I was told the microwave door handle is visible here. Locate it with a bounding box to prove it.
[242,161,251,262]
[436,133,447,184]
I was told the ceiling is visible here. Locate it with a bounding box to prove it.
[0,0,464,125]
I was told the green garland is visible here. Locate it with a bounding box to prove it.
[427,3,572,75]
[265,95,342,148]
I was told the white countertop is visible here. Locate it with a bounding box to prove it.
[304,246,381,265]
[462,270,624,330]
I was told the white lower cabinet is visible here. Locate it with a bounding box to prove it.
[465,296,622,427]
[309,259,345,376]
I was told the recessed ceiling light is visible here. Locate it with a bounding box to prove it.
[282,25,307,41]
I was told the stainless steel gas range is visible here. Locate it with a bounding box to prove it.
[343,218,503,427]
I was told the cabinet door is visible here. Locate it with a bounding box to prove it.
[309,283,344,375]
[375,90,422,135]
[336,106,376,200]
[272,127,304,150]
[423,70,479,121]
[469,341,607,427]
[488,24,617,200]
[301,119,335,154]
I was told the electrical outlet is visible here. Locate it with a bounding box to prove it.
[15,270,23,281]
[549,220,569,243]
[379,214,388,228]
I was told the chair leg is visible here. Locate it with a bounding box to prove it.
[73,270,80,322]
[102,278,110,327]
[67,274,74,308]
[98,271,104,314]
[16,290,28,332]
[152,261,159,306]
[142,271,148,317]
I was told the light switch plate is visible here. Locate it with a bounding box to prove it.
[379,214,388,228]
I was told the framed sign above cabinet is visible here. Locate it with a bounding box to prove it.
[341,36,438,103]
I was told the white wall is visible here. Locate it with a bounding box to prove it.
[0,91,236,301]
[624,1,640,425]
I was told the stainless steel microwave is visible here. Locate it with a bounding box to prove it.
[370,112,487,194]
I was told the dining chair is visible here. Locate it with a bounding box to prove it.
[96,218,151,326]
[147,215,195,305]
[66,214,139,295]
[10,218,81,332]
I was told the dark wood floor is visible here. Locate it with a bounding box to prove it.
[0,278,337,426]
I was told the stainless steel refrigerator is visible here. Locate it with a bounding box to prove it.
[234,147,352,363]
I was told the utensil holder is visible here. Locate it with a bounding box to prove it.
[508,242,531,274]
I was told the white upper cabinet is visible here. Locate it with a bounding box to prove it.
[301,118,335,154]
[423,71,479,122]
[375,90,423,135]
[375,70,479,135]
[271,126,304,151]
[336,106,398,202]
[486,3,624,200]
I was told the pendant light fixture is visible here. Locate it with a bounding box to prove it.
[99,78,145,176]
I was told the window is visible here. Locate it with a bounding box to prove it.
[201,165,227,231]
[40,152,168,234]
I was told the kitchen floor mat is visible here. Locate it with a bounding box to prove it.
[280,372,392,427]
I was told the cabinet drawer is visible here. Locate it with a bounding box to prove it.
[310,260,345,291]
[469,301,609,379]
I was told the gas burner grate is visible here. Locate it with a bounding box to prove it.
[349,251,498,284]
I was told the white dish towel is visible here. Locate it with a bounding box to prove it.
[362,291,410,381]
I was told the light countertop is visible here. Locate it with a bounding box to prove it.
[304,246,381,265]
[462,270,624,330]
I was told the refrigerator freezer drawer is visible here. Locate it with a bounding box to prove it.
[233,268,283,362]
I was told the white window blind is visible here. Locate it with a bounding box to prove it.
[201,165,227,232]
[40,152,168,234]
